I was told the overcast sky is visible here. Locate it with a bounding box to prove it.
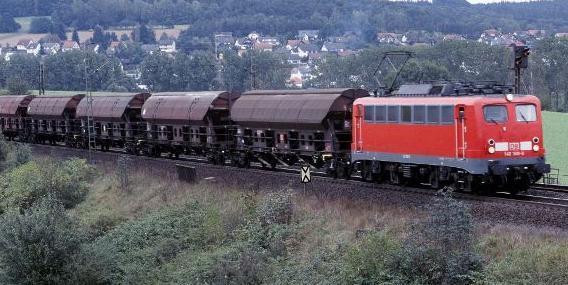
[467,0,532,3]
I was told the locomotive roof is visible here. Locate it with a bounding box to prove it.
[0,95,34,117]
[76,93,150,122]
[232,88,368,128]
[141,91,239,124]
[354,94,541,106]
[27,94,85,118]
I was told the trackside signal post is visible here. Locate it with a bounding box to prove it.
[511,44,530,94]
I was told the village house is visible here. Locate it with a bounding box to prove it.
[321,42,347,53]
[298,30,319,42]
[42,42,61,55]
[26,42,41,56]
[376,32,406,45]
[555,32,568,38]
[214,32,234,53]
[158,38,176,53]
[61,40,80,52]
[81,42,100,53]
[259,36,281,47]
[141,44,159,54]
[16,39,34,51]
[253,41,274,52]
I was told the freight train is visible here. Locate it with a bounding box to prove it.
[0,82,551,193]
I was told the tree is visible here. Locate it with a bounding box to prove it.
[6,77,29,95]
[0,197,84,285]
[396,194,483,284]
[131,24,155,44]
[29,17,52,33]
[119,33,130,41]
[3,54,40,91]
[72,29,80,43]
[140,53,175,91]
[0,13,21,33]
[220,51,288,92]
[50,19,67,40]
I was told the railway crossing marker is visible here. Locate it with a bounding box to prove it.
[301,166,311,183]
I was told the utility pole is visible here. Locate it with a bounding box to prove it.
[83,57,113,163]
[84,59,95,163]
[38,61,45,95]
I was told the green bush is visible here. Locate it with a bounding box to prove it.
[341,231,401,284]
[0,197,84,285]
[268,246,346,285]
[67,201,224,284]
[0,135,31,172]
[0,158,92,212]
[156,191,297,284]
[486,243,568,285]
[395,194,484,285]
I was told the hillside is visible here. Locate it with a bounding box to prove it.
[1,0,567,39]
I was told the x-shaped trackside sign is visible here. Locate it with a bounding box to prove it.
[301,166,311,183]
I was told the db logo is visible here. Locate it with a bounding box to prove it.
[509,142,520,151]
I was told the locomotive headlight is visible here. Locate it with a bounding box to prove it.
[505,94,514,102]
[488,146,496,154]
[533,145,540,152]
[488,139,495,146]
[532,137,540,144]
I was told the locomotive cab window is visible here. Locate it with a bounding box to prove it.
[375,106,386,122]
[441,105,454,124]
[413,106,425,123]
[427,106,440,124]
[387,106,400,123]
[484,105,508,123]
[364,106,374,121]
[401,106,412,123]
[516,104,537,122]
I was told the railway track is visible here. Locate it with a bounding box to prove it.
[531,183,568,194]
[27,143,568,211]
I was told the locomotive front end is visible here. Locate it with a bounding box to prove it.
[475,94,550,190]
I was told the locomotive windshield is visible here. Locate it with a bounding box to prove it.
[484,105,508,123]
[516,104,537,122]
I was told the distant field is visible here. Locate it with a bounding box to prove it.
[542,111,568,182]
[0,24,188,47]
[0,32,45,46]
[66,25,188,42]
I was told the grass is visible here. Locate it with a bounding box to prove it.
[543,111,568,182]
[27,154,568,284]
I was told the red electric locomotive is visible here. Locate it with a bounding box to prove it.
[351,83,550,192]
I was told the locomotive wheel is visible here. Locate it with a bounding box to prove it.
[429,167,440,189]
[389,170,400,185]
[361,162,372,182]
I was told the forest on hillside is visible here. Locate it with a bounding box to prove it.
[1,0,568,38]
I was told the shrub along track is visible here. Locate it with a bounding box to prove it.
[30,144,568,230]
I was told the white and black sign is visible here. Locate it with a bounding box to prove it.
[301,166,311,183]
